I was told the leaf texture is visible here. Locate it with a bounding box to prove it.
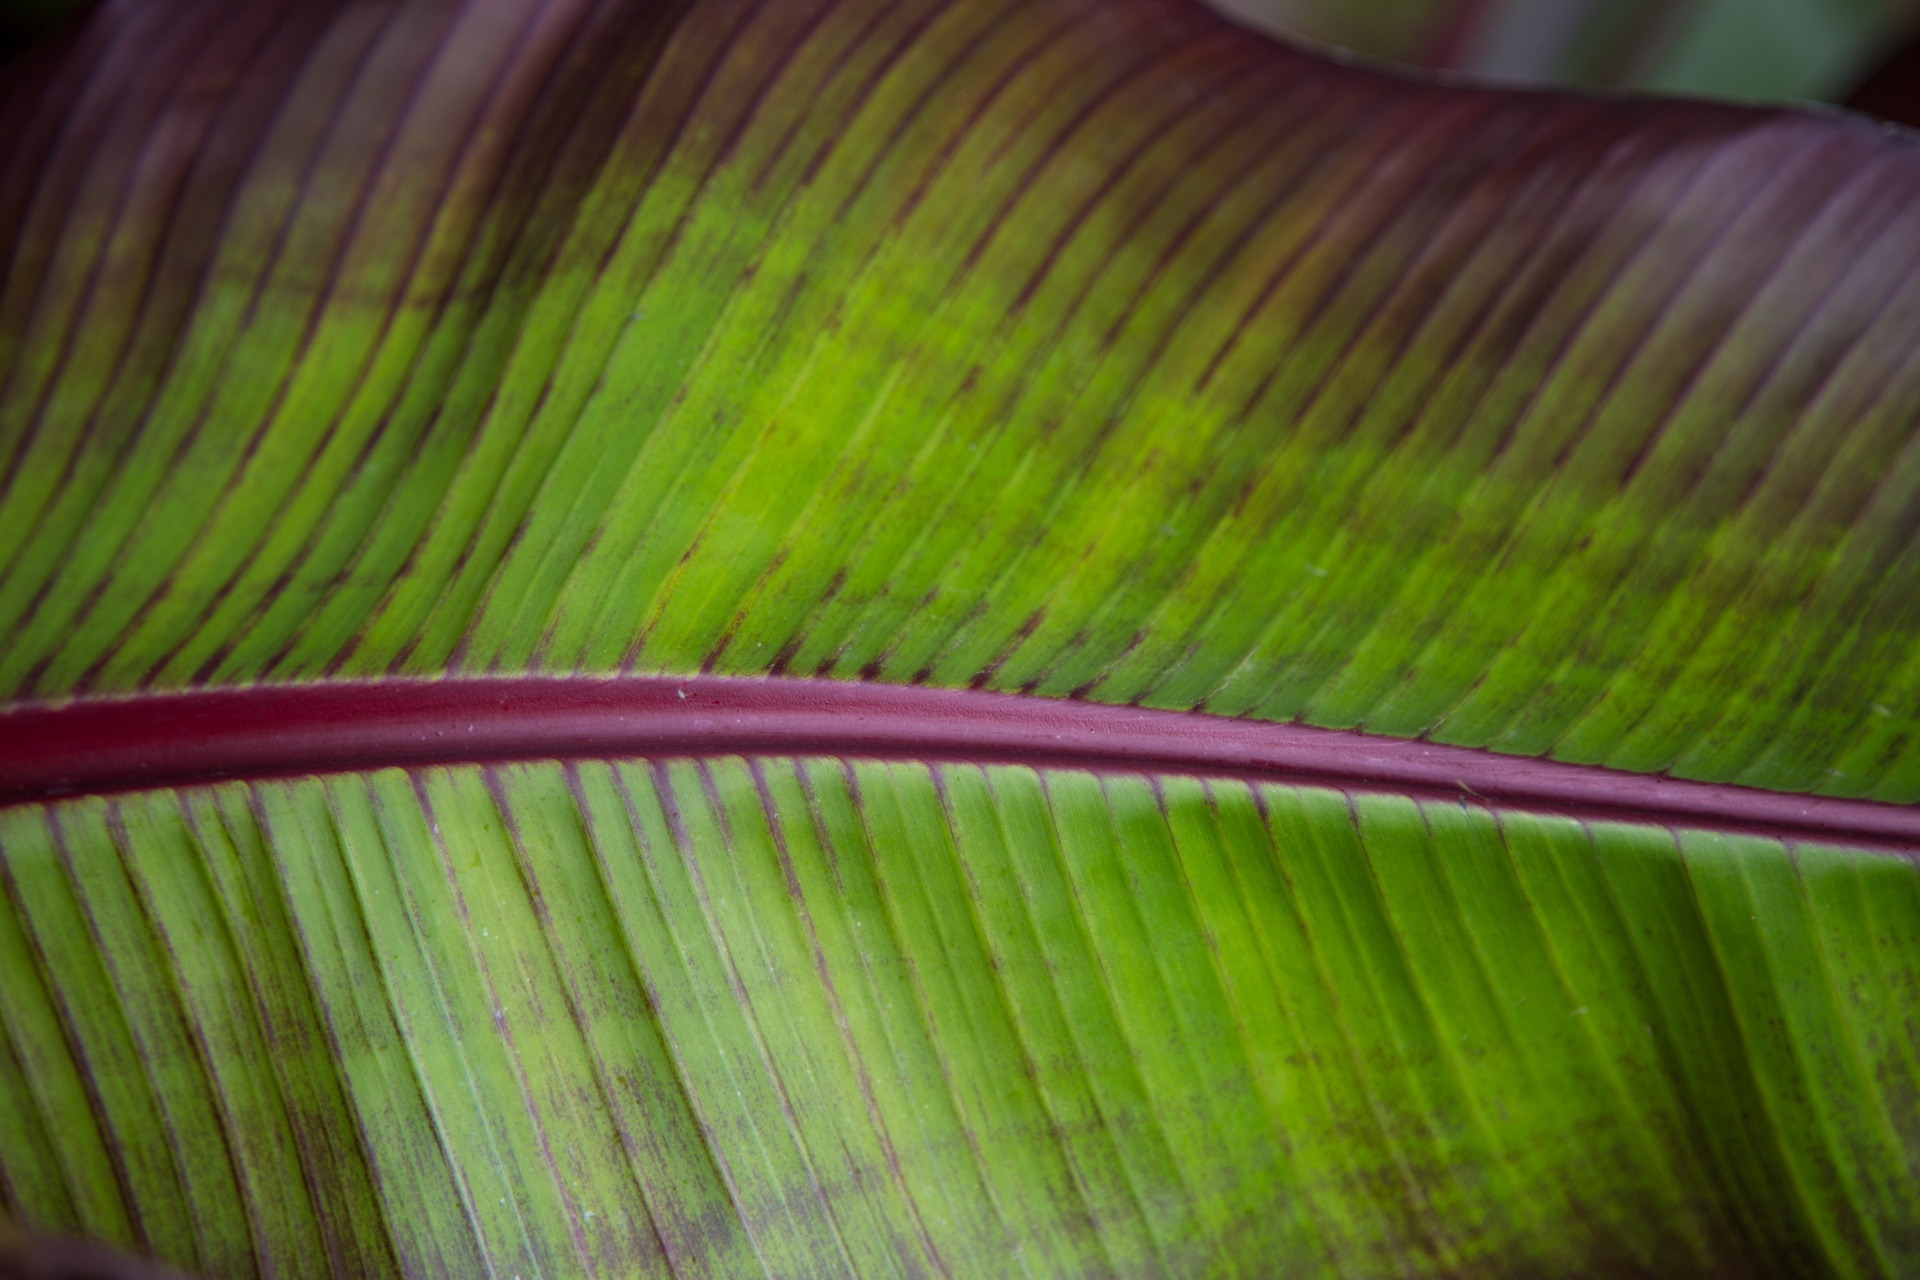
[6,0,1920,797]
[6,0,1920,1277]
[2,759,1917,1278]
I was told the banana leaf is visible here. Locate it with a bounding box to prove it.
[1,0,1918,1275]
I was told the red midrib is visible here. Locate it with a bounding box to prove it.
[0,674,1914,853]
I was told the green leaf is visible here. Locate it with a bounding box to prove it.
[6,0,1920,796]
[1,0,1918,1275]
[4,764,1918,1277]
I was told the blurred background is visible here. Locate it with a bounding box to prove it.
[1209,0,1920,115]
[6,0,1920,117]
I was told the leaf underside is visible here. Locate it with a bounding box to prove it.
[4,0,1920,1275]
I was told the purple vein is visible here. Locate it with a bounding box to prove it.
[1,673,1916,855]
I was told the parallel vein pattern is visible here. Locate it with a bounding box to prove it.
[2,761,1918,1278]
[7,0,1920,798]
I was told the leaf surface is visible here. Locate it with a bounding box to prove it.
[7,0,1920,796]
[5,760,1919,1278]
[2,0,1920,1275]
